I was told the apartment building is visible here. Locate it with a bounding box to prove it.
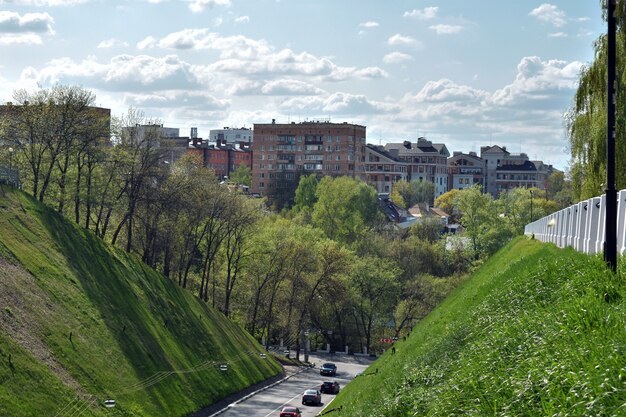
[364,144,408,193]
[209,127,253,145]
[447,151,484,190]
[384,137,450,198]
[188,139,252,180]
[251,120,366,195]
[481,145,554,196]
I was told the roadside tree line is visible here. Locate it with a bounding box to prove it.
[1,85,562,357]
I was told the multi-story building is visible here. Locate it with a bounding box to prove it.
[364,144,408,193]
[447,151,484,190]
[251,120,366,195]
[209,127,253,145]
[481,145,555,196]
[188,139,252,180]
[384,137,450,198]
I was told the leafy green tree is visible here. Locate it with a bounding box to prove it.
[311,176,379,244]
[349,256,400,354]
[435,189,461,218]
[391,179,435,208]
[567,3,626,200]
[455,185,499,259]
[229,163,252,186]
[294,174,318,212]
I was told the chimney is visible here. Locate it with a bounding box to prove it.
[272,119,276,124]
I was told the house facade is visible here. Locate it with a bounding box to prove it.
[447,151,484,190]
[364,144,408,193]
[384,137,450,198]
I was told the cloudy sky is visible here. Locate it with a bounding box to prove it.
[0,0,605,170]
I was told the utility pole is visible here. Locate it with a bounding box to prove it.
[605,0,617,272]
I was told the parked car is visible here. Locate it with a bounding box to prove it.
[320,381,340,394]
[302,389,322,406]
[279,406,302,417]
[320,362,337,376]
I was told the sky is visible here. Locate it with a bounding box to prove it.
[0,0,606,170]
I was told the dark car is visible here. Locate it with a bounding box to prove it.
[320,362,337,376]
[279,406,302,417]
[302,389,322,406]
[320,381,340,394]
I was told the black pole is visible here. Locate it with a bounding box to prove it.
[530,189,533,223]
[605,0,617,272]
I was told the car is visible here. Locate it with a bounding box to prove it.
[320,381,340,394]
[320,362,337,376]
[279,406,302,417]
[302,389,322,406]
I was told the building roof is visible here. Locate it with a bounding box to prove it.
[366,144,403,162]
[496,160,537,172]
[480,145,510,155]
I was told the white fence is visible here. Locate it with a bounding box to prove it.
[524,190,626,255]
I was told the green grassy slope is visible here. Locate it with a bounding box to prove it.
[0,186,281,417]
[334,237,626,416]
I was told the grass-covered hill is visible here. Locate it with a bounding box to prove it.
[0,186,281,417]
[333,237,626,416]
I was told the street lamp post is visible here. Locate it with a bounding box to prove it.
[605,0,617,272]
[8,147,13,169]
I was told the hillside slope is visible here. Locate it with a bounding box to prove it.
[0,186,281,417]
[333,237,626,416]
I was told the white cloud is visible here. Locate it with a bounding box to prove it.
[0,11,55,44]
[383,52,413,64]
[529,3,567,28]
[387,33,418,47]
[30,54,204,92]
[97,38,129,48]
[403,7,438,20]
[137,36,157,50]
[412,78,489,104]
[138,29,387,82]
[187,0,231,13]
[491,56,583,106]
[548,32,568,38]
[234,16,250,24]
[359,21,379,28]
[280,92,398,115]
[260,79,324,96]
[123,91,228,111]
[429,24,463,35]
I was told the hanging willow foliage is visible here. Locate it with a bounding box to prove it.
[568,2,626,201]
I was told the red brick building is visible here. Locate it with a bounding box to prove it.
[188,139,252,180]
[251,120,367,196]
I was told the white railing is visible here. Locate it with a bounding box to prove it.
[524,190,626,255]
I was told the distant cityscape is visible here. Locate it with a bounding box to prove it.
[152,120,557,199]
[0,103,557,200]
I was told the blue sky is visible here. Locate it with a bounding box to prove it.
[0,0,605,170]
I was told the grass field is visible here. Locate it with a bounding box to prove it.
[0,186,282,416]
[333,237,626,416]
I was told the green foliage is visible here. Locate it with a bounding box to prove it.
[435,188,461,217]
[0,187,280,416]
[229,163,252,186]
[391,179,435,208]
[332,238,626,416]
[311,176,379,244]
[293,174,318,212]
[567,8,626,200]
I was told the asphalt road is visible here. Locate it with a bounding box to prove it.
[216,353,376,417]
